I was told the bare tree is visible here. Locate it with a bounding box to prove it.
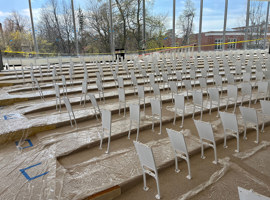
[178,0,196,46]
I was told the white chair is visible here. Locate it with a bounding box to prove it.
[192,91,204,120]
[219,111,240,152]
[69,63,74,86]
[34,78,45,101]
[241,83,252,107]
[175,71,183,91]
[260,100,270,132]
[183,80,193,100]
[189,70,196,87]
[117,76,124,88]
[239,106,260,144]
[96,79,105,102]
[173,94,185,128]
[61,75,68,96]
[226,85,238,113]
[138,85,145,112]
[199,78,208,98]
[130,70,138,94]
[133,141,161,200]
[128,104,140,141]
[55,84,61,112]
[88,93,101,120]
[238,186,270,200]
[118,87,126,116]
[226,73,235,85]
[166,128,191,179]
[63,97,77,128]
[150,99,162,134]
[169,81,178,103]
[214,75,223,97]
[255,81,268,104]
[242,72,251,83]
[194,120,218,164]
[162,72,169,90]
[208,88,220,117]
[152,83,161,101]
[99,109,112,154]
[112,70,118,88]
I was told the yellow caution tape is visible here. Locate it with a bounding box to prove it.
[2,38,266,56]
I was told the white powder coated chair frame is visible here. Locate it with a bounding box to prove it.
[63,97,77,128]
[150,98,162,135]
[128,104,140,141]
[55,84,61,112]
[118,87,126,116]
[219,111,240,152]
[69,62,75,86]
[239,106,260,144]
[166,128,192,179]
[208,88,220,117]
[260,100,270,132]
[152,84,162,101]
[199,77,208,98]
[226,73,235,85]
[162,72,169,90]
[88,93,101,120]
[194,120,218,164]
[99,109,112,154]
[133,141,161,199]
[214,75,223,97]
[138,85,145,112]
[173,94,185,128]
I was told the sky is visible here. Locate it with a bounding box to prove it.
[0,0,268,34]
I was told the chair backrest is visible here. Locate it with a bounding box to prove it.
[117,76,124,88]
[214,75,222,87]
[96,79,103,91]
[241,83,252,96]
[199,78,207,88]
[209,88,219,102]
[118,87,125,102]
[62,75,66,86]
[133,141,157,171]
[219,111,238,133]
[260,100,270,115]
[201,69,207,78]
[149,73,155,86]
[243,72,251,82]
[226,74,235,85]
[239,106,258,125]
[152,84,161,99]
[102,109,111,132]
[190,70,196,79]
[55,84,61,98]
[63,97,73,114]
[88,93,98,108]
[166,128,188,154]
[193,91,203,106]
[95,71,101,81]
[174,94,185,110]
[227,85,238,99]
[137,85,144,99]
[169,81,178,93]
[150,98,161,116]
[162,72,168,82]
[112,70,117,80]
[176,71,182,81]
[257,81,268,93]
[194,120,215,142]
[256,71,264,82]
[82,80,88,94]
[129,104,140,123]
[183,80,192,91]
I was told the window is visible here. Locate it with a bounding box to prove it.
[228,38,237,49]
[215,39,223,50]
